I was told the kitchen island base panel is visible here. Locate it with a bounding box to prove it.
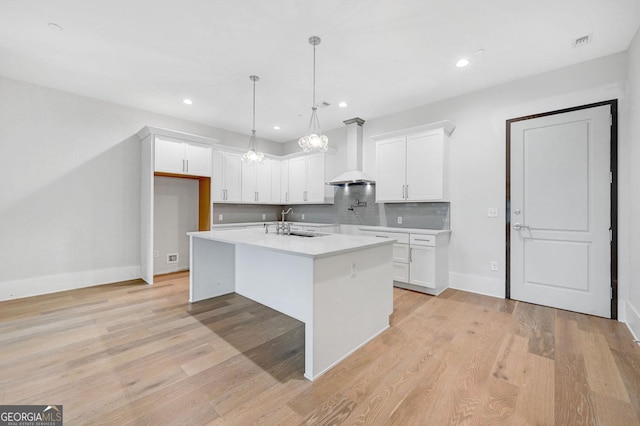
[189,237,235,302]
[311,246,393,379]
[235,243,393,381]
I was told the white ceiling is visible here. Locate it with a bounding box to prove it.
[1,1,639,143]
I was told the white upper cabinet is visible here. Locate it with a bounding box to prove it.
[241,159,272,203]
[288,156,307,203]
[184,143,212,176]
[210,148,333,205]
[271,160,281,204]
[212,150,242,202]
[374,120,454,203]
[286,153,332,204]
[155,136,211,177]
[280,159,289,203]
[375,137,406,202]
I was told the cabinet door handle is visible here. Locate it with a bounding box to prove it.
[286,192,289,203]
[304,191,307,201]
[414,238,430,242]
[406,184,409,199]
[375,235,389,238]
[185,159,189,172]
[410,247,413,262]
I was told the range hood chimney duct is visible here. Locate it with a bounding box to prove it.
[327,117,375,185]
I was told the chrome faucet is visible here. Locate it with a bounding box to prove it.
[275,221,291,235]
[281,208,292,222]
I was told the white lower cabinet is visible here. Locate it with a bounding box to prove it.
[359,228,450,295]
[409,244,436,289]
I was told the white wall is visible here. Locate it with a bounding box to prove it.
[325,53,630,305]
[626,28,640,337]
[153,176,198,275]
[0,75,281,300]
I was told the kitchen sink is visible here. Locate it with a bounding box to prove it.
[288,231,328,238]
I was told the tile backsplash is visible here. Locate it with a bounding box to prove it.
[285,185,449,229]
[213,185,449,230]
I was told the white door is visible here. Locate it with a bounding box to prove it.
[510,105,611,318]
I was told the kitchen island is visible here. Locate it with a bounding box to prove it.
[188,228,394,381]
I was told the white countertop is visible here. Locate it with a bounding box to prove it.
[358,226,451,235]
[189,228,393,258]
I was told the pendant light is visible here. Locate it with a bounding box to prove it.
[242,75,265,164]
[298,36,328,153]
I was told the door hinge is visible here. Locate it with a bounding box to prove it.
[609,114,613,126]
[610,228,612,242]
[610,171,613,184]
[610,287,613,300]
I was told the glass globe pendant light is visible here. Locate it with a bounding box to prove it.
[242,75,265,164]
[298,36,328,153]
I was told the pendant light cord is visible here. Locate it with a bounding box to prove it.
[312,42,316,110]
[252,77,256,134]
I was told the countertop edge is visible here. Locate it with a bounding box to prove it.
[357,226,451,235]
[189,230,394,259]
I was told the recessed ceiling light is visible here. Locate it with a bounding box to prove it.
[183,99,193,105]
[273,126,280,130]
[456,58,470,68]
[47,22,63,30]
[338,101,348,108]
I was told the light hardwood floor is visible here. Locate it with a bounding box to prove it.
[1,272,639,425]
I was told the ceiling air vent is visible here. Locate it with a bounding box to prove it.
[573,34,592,48]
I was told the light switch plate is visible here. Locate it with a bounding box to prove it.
[487,208,499,218]
[262,214,266,220]
[218,214,223,221]
[397,216,403,224]
[302,214,305,220]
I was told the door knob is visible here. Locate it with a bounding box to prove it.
[513,223,530,230]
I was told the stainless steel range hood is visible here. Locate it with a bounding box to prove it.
[327,118,375,186]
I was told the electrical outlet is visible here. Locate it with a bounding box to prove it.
[490,261,498,271]
[262,214,266,220]
[487,208,499,218]
[302,214,305,220]
[397,216,403,224]
[218,214,223,221]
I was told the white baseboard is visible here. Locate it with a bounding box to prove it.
[449,272,505,299]
[625,300,640,341]
[0,265,141,301]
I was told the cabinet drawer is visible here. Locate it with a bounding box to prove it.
[410,234,435,246]
[393,243,410,263]
[360,230,409,244]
